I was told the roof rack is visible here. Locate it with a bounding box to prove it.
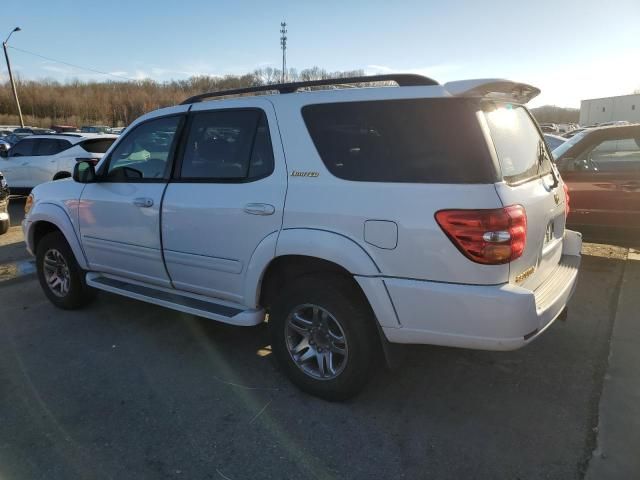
[180,74,439,105]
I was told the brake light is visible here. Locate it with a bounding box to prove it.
[563,183,570,218]
[435,205,527,265]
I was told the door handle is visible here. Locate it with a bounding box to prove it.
[620,181,640,192]
[244,203,275,215]
[133,197,154,208]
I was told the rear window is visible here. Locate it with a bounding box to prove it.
[484,104,553,183]
[302,98,496,183]
[81,138,116,154]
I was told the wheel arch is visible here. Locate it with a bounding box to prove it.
[27,203,88,270]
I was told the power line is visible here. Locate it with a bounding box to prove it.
[7,45,138,81]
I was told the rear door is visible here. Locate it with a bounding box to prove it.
[484,103,567,290]
[161,99,287,305]
[558,132,640,228]
[27,138,72,185]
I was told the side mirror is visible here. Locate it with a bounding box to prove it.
[73,160,96,183]
[0,150,7,158]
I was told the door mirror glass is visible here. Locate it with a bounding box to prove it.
[73,161,96,183]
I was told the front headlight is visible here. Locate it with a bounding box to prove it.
[24,193,34,216]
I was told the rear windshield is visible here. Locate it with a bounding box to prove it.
[484,103,553,183]
[302,98,496,183]
[81,138,116,154]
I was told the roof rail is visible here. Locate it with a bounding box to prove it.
[180,74,439,104]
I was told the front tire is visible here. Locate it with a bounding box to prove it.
[269,274,378,401]
[36,231,96,309]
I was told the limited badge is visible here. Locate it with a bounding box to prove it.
[554,193,560,205]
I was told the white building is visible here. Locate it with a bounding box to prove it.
[580,93,640,125]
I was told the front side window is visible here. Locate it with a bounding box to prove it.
[180,109,274,180]
[10,139,37,157]
[570,137,640,173]
[104,116,181,181]
[484,103,552,184]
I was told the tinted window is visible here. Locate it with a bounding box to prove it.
[302,99,495,183]
[35,139,70,156]
[571,137,640,173]
[105,116,181,180]
[10,139,36,157]
[180,109,273,180]
[81,138,116,154]
[484,104,552,183]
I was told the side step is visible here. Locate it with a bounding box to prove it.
[85,273,265,326]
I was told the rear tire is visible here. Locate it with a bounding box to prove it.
[269,274,378,401]
[36,231,96,309]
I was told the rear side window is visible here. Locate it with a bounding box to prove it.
[35,139,71,156]
[484,104,552,184]
[180,109,274,180]
[81,138,116,154]
[302,98,496,183]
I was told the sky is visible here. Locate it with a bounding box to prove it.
[2,0,640,108]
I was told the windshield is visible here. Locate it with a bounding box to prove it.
[552,130,589,158]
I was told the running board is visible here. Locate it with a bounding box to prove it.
[85,273,264,326]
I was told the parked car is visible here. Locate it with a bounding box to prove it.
[4,133,31,145]
[80,125,110,134]
[23,75,581,400]
[51,125,79,133]
[108,127,125,135]
[0,170,9,234]
[0,139,11,153]
[563,127,587,139]
[0,134,118,192]
[553,124,640,238]
[539,123,559,133]
[544,133,566,151]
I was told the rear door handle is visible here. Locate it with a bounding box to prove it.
[133,197,154,208]
[244,203,275,216]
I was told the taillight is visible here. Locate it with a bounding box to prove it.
[563,183,570,218]
[435,205,527,265]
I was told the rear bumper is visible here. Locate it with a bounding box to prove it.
[375,230,582,351]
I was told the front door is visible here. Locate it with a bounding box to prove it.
[560,135,640,228]
[161,100,287,305]
[79,111,186,287]
[2,138,37,188]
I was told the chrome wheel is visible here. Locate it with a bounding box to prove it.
[42,248,71,298]
[285,304,348,380]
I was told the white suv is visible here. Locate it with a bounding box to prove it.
[22,75,581,400]
[0,134,117,190]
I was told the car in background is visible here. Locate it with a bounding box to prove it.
[4,133,31,145]
[553,124,640,239]
[51,125,79,133]
[0,170,9,234]
[563,127,588,139]
[0,134,118,192]
[0,129,14,136]
[543,133,566,152]
[0,139,11,153]
[13,127,56,135]
[109,127,125,135]
[539,123,559,133]
[80,125,111,134]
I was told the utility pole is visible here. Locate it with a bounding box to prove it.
[280,22,287,83]
[3,27,24,127]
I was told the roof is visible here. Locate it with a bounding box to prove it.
[17,133,118,144]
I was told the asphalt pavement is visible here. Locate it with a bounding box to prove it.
[0,198,636,479]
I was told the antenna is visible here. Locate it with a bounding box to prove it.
[280,21,287,83]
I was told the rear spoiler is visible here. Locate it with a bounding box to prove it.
[444,79,540,104]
